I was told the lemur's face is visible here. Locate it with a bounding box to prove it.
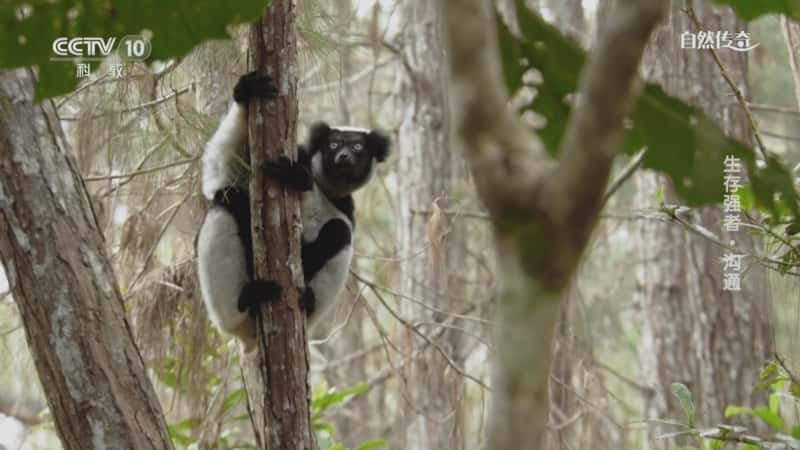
[308,123,390,197]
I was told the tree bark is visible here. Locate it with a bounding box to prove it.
[637,3,773,448]
[240,2,314,449]
[0,68,173,450]
[396,2,467,449]
[441,0,667,448]
[782,15,800,110]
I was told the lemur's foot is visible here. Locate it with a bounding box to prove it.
[237,280,282,316]
[263,156,313,191]
[233,71,279,103]
[302,288,316,316]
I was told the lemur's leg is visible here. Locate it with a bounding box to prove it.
[301,218,353,325]
[197,72,280,352]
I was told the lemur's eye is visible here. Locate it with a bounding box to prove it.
[353,143,363,151]
[329,142,338,149]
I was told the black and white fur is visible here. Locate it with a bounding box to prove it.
[197,72,390,352]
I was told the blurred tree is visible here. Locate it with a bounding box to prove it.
[396,2,469,449]
[636,3,774,449]
[442,0,667,448]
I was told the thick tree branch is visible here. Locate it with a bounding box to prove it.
[545,0,667,286]
[442,1,667,449]
[443,0,551,218]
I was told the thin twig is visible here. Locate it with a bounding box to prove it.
[59,85,193,121]
[84,156,197,182]
[683,5,768,160]
[774,353,800,387]
[124,189,194,294]
[360,275,491,391]
[747,102,800,116]
[602,148,646,205]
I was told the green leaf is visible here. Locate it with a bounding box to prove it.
[769,392,781,416]
[356,439,387,450]
[312,383,368,417]
[761,361,780,381]
[725,405,785,431]
[790,383,800,399]
[221,388,244,417]
[0,0,269,99]
[671,383,696,427]
[313,421,336,436]
[753,407,785,431]
[168,417,200,446]
[497,2,582,156]
[497,1,800,214]
[709,0,800,21]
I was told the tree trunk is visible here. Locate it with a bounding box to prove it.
[0,68,173,450]
[442,0,667,448]
[782,16,800,111]
[636,2,773,448]
[397,2,467,449]
[240,2,314,449]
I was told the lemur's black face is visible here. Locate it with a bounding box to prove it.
[307,122,390,197]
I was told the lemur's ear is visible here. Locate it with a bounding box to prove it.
[366,130,391,163]
[308,122,331,153]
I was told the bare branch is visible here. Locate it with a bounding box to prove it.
[684,5,767,160]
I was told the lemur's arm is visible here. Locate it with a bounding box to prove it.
[201,102,247,200]
[202,72,278,200]
[302,219,352,281]
[300,218,352,316]
[262,151,313,191]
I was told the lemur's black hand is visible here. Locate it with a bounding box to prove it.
[233,71,278,103]
[263,156,314,191]
[302,288,316,316]
[237,279,282,317]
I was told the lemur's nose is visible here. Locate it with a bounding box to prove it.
[335,150,354,165]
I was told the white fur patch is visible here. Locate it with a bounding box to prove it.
[330,125,370,134]
[202,102,247,200]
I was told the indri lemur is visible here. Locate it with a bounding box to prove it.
[197,72,390,351]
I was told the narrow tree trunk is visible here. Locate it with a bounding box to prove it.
[240,2,314,449]
[637,3,773,448]
[782,16,800,111]
[397,2,466,449]
[0,68,173,450]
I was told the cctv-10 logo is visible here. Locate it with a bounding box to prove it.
[51,35,151,61]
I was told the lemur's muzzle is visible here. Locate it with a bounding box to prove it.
[334,149,355,166]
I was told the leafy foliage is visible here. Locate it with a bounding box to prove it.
[0,0,268,99]
[161,381,385,449]
[497,1,799,216]
[662,359,800,450]
[312,383,386,450]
